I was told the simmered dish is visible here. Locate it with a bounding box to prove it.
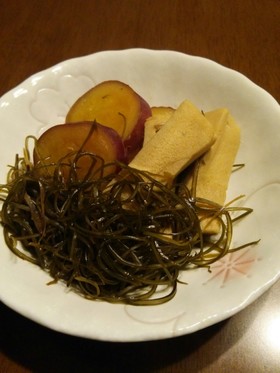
[0,80,258,305]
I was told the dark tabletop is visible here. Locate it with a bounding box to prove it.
[0,1,280,372]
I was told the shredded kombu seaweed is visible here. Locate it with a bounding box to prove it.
[0,136,258,305]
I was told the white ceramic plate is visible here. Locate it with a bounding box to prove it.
[0,49,279,342]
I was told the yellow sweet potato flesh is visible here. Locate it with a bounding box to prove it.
[34,121,125,181]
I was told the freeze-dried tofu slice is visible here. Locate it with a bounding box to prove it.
[129,100,215,184]
[185,108,241,234]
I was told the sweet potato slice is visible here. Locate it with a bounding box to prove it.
[66,80,152,161]
[34,121,126,181]
[144,106,174,144]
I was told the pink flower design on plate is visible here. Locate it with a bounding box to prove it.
[204,248,260,287]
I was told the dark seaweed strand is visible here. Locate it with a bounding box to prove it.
[0,143,256,305]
